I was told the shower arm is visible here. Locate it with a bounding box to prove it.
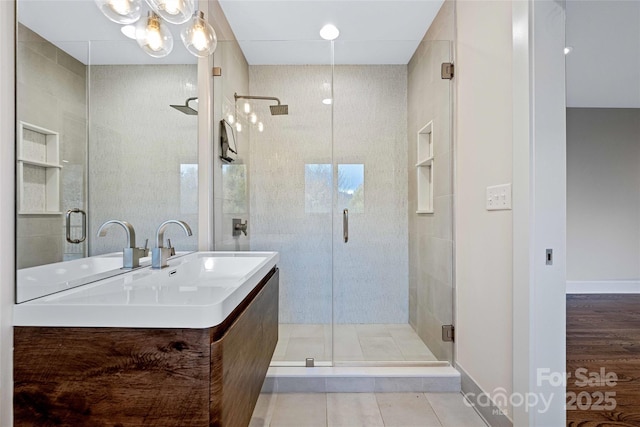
[234,93,283,106]
[185,97,198,106]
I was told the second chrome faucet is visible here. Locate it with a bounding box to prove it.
[152,220,193,269]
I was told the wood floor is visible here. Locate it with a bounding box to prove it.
[567,294,640,427]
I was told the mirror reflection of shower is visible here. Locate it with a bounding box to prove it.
[170,97,198,115]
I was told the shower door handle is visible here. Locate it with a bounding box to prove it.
[343,209,349,243]
[66,208,87,244]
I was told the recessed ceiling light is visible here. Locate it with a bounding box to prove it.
[320,24,340,41]
[121,24,136,39]
[564,46,573,55]
[322,98,332,105]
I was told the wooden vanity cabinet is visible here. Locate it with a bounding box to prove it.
[14,268,279,427]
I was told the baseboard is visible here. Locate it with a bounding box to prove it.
[457,363,513,427]
[566,280,640,294]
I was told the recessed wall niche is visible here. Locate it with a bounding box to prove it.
[416,121,434,214]
[17,121,62,215]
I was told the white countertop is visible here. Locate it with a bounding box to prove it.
[14,251,279,329]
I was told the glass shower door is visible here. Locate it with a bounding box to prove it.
[215,38,453,367]
[331,40,454,365]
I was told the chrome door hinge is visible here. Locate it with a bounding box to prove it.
[441,62,454,80]
[442,325,455,342]
[212,67,222,77]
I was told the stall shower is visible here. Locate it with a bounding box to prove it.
[215,39,453,367]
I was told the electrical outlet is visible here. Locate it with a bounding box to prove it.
[486,184,512,211]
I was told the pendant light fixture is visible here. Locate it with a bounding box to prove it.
[180,11,217,58]
[95,0,142,24]
[96,0,218,59]
[145,0,194,24]
[136,11,174,58]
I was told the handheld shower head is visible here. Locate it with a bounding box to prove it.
[171,97,198,115]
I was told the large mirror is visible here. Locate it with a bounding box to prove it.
[16,0,200,302]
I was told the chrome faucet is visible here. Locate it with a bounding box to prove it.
[152,220,193,269]
[97,220,149,269]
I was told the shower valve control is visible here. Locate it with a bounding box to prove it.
[233,218,248,237]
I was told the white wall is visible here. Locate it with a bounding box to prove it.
[567,108,640,281]
[565,0,640,109]
[0,1,16,423]
[455,0,514,418]
[512,0,567,424]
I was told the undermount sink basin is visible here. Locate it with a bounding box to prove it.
[14,251,279,328]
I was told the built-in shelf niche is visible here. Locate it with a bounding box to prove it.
[416,121,434,214]
[17,121,62,215]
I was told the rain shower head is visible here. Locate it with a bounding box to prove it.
[269,104,289,116]
[171,97,198,115]
[234,93,289,116]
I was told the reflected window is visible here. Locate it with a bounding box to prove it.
[222,164,247,214]
[180,164,198,214]
[338,164,364,213]
[305,164,332,213]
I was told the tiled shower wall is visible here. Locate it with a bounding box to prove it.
[16,24,87,268]
[407,0,455,361]
[213,41,250,252]
[248,65,408,324]
[89,65,199,255]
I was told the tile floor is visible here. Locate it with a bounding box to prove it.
[250,392,488,427]
[273,324,438,363]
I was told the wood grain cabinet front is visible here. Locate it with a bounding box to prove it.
[14,268,279,427]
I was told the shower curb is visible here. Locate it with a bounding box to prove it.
[262,366,461,393]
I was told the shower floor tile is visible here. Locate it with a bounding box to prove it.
[272,323,438,364]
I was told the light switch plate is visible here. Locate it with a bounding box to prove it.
[486,184,512,210]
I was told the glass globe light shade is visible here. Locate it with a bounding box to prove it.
[135,12,174,58]
[180,11,217,58]
[144,0,194,24]
[95,0,142,24]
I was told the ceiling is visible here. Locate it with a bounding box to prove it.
[218,0,445,65]
[17,0,640,107]
[18,0,444,66]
